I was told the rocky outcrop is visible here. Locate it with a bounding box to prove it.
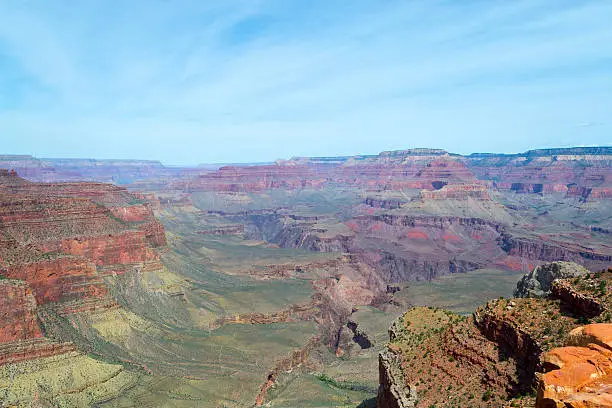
[378,307,517,407]
[347,319,373,349]
[377,350,417,408]
[197,225,245,236]
[474,303,543,389]
[335,319,374,356]
[537,324,612,408]
[378,267,612,407]
[209,300,317,330]
[514,261,590,298]
[552,279,606,318]
[364,198,404,209]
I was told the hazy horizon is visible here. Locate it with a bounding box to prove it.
[2,144,611,167]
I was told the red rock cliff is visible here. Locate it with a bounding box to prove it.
[0,280,43,342]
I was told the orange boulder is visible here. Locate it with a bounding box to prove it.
[537,324,612,408]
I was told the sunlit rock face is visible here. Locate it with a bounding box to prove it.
[537,324,612,408]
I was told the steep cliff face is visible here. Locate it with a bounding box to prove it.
[110,204,168,247]
[551,279,607,318]
[244,211,509,283]
[41,231,158,266]
[419,183,490,200]
[474,301,544,388]
[0,280,43,342]
[0,280,77,365]
[3,257,106,304]
[243,208,605,286]
[377,351,417,408]
[499,233,612,267]
[364,197,404,209]
[378,307,519,407]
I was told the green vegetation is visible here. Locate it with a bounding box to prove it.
[395,268,524,315]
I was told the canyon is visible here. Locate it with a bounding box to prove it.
[0,146,611,407]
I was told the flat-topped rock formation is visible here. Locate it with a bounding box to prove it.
[419,183,491,200]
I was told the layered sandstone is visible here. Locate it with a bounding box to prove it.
[176,151,479,193]
[466,147,612,201]
[40,231,158,266]
[3,257,106,304]
[419,183,491,200]
[0,280,43,342]
[0,280,77,365]
[537,324,612,408]
[0,170,167,367]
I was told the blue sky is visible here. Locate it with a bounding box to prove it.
[0,0,610,165]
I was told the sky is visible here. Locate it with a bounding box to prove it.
[0,0,610,165]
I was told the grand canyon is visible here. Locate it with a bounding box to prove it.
[0,146,611,407]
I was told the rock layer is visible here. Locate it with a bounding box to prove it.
[0,170,167,366]
[537,324,612,408]
[0,280,42,342]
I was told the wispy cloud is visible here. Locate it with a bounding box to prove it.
[0,0,610,164]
